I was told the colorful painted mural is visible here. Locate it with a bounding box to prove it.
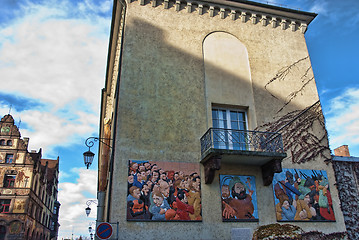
[272,168,335,222]
[220,175,258,221]
[127,160,202,221]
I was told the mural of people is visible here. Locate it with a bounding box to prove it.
[220,175,258,221]
[127,160,202,221]
[272,168,335,222]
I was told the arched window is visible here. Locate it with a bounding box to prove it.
[6,140,12,146]
[0,140,5,146]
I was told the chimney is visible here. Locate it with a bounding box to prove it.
[334,145,350,157]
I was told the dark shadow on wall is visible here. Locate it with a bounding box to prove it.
[117,15,329,164]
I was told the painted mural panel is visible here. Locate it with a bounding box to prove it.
[220,175,258,221]
[127,160,202,221]
[273,168,335,222]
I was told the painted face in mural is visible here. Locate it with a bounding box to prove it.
[179,171,184,179]
[140,171,146,180]
[139,165,145,172]
[192,181,200,192]
[152,165,158,172]
[143,162,150,169]
[153,193,164,207]
[160,173,167,181]
[282,200,290,210]
[128,175,134,184]
[196,177,200,184]
[160,181,170,198]
[232,182,247,200]
[147,181,153,188]
[174,173,179,181]
[304,194,310,205]
[153,171,159,179]
[132,163,138,170]
[142,184,150,195]
[131,188,141,199]
[221,185,230,198]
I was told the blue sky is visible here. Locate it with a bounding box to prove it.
[0,0,359,238]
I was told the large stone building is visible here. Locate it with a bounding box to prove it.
[0,114,60,240]
[95,0,347,238]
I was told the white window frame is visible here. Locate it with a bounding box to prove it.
[211,107,248,150]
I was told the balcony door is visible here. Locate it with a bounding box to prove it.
[212,108,247,150]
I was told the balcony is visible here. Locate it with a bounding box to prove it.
[200,128,287,185]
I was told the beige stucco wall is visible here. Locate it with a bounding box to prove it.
[108,1,346,238]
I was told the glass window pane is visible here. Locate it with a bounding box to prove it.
[212,109,218,120]
[230,111,238,121]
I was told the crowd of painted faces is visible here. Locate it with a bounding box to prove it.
[127,161,202,221]
[274,170,335,221]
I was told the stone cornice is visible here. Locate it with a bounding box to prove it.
[133,0,316,33]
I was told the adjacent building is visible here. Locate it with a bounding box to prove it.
[95,0,347,238]
[0,114,60,240]
[332,145,359,240]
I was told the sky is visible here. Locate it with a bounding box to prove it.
[0,0,359,238]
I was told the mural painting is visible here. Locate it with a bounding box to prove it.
[127,160,202,221]
[273,168,335,222]
[220,175,258,221]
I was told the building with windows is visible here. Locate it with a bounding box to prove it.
[0,114,60,240]
[95,0,347,238]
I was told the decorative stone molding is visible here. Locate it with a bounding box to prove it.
[300,23,307,33]
[271,17,277,28]
[231,10,236,20]
[251,13,257,24]
[209,6,214,17]
[198,4,203,15]
[187,2,192,13]
[175,0,180,11]
[220,8,225,19]
[131,0,313,33]
[241,12,246,23]
[261,15,267,26]
[281,19,287,30]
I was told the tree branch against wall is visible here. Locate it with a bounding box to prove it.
[265,56,315,113]
[256,102,331,164]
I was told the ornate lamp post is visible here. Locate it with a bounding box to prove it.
[88,222,96,240]
[85,199,98,217]
[83,137,111,169]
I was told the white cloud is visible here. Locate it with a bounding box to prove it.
[58,168,97,238]
[0,1,111,239]
[309,0,329,16]
[325,88,359,155]
[0,0,110,154]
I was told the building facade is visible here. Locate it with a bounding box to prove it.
[332,145,359,240]
[96,0,347,238]
[0,114,60,240]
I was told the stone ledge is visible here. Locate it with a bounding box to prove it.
[131,0,313,33]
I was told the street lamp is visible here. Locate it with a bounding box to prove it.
[89,222,95,240]
[85,200,98,217]
[83,137,112,169]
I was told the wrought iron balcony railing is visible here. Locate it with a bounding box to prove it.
[200,128,284,156]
